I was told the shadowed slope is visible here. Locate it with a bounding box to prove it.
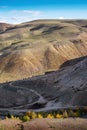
[0,56,87,110]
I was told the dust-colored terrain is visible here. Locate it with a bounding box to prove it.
[0,118,87,130]
[0,20,87,82]
[0,20,87,129]
[0,56,87,111]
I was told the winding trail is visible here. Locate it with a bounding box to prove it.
[8,82,47,109]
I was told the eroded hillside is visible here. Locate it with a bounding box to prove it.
[0,56,87,110]
[0,20,87,82]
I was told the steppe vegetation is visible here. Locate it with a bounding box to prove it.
[1,108,87,122]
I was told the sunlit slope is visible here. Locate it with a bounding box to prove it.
[0,20,87,82]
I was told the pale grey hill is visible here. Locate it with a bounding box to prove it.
[0,56,87,112]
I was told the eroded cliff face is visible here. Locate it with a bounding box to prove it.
[0,56,87,110]
[0,20,87,82]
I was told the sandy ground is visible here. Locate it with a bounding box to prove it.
[0,119,21,130]
[0,118,87,130]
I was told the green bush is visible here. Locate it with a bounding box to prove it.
[22,115,30,122]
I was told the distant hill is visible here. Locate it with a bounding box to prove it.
[0,20,87,82]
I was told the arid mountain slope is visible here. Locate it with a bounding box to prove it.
[0,56,87,110]
[0,23,13,33]
[0,20,87,82]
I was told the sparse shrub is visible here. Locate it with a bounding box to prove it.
[75,109,83,117]
[56,114,63,118]
[11,115,15,119]
[26,111,32,117]
[68,110,75,117]
[47,114,54,119]
[31,112,37,119]
[63,111,68,118]
[73,112,79,117]
[22,115,30,122]
[37,114,43,118]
